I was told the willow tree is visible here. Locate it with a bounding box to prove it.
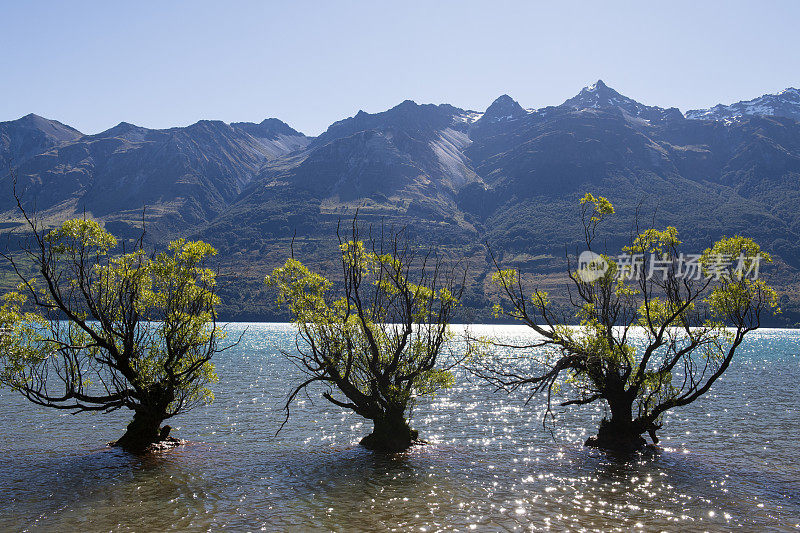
[478,194,779,453]
[0,210,224,452]
[266,219,468,452]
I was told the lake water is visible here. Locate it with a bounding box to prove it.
[1,324,798,532]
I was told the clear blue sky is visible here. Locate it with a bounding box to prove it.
[2,1,799,136]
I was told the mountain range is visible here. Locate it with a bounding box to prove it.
[2,81,800,325]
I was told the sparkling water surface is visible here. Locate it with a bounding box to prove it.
[1,324,798,531]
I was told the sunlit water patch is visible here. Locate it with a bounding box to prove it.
[1,324,798,531]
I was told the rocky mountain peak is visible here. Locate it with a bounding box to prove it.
[0,113,83,168]
[97,121,148,139]
[4,113,83,141]
[315,100,465,146]
[480,94,527,123]
[232,118,305,139]
[585,79,610,92]
[561,80,682,122]
[563,80,635,111]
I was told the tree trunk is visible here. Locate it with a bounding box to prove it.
[112,410,166,452]
[360,414,419,453]
[585,396,647,453]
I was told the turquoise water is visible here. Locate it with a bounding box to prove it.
[1,324,798,531]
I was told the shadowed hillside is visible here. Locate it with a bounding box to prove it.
[3,82,800,325]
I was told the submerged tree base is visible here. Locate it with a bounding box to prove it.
[110,435,187,453]
[359,422,421,453]
[584,433,648,455]
[584,418,651,455]
[110,423,185,453]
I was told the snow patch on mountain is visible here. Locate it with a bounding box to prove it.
[686,87,800,122]
[560,80,682,122]
[477,95,527,124]
[455,111,483,124]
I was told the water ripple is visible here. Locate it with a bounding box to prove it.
[1,324,798,531]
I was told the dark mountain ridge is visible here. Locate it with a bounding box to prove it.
[0,113,82,169]
[2,81,800,324]
[1,116,309,236]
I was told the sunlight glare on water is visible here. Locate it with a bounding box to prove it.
[1,324,798,531]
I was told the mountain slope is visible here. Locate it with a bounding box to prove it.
[1,117,309,236]
[2,81,800,324]
[558,80,684,122]
[236,100,484,225]
[194,83,800,323]
[687,87,800,121]
[0,114,83,171]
